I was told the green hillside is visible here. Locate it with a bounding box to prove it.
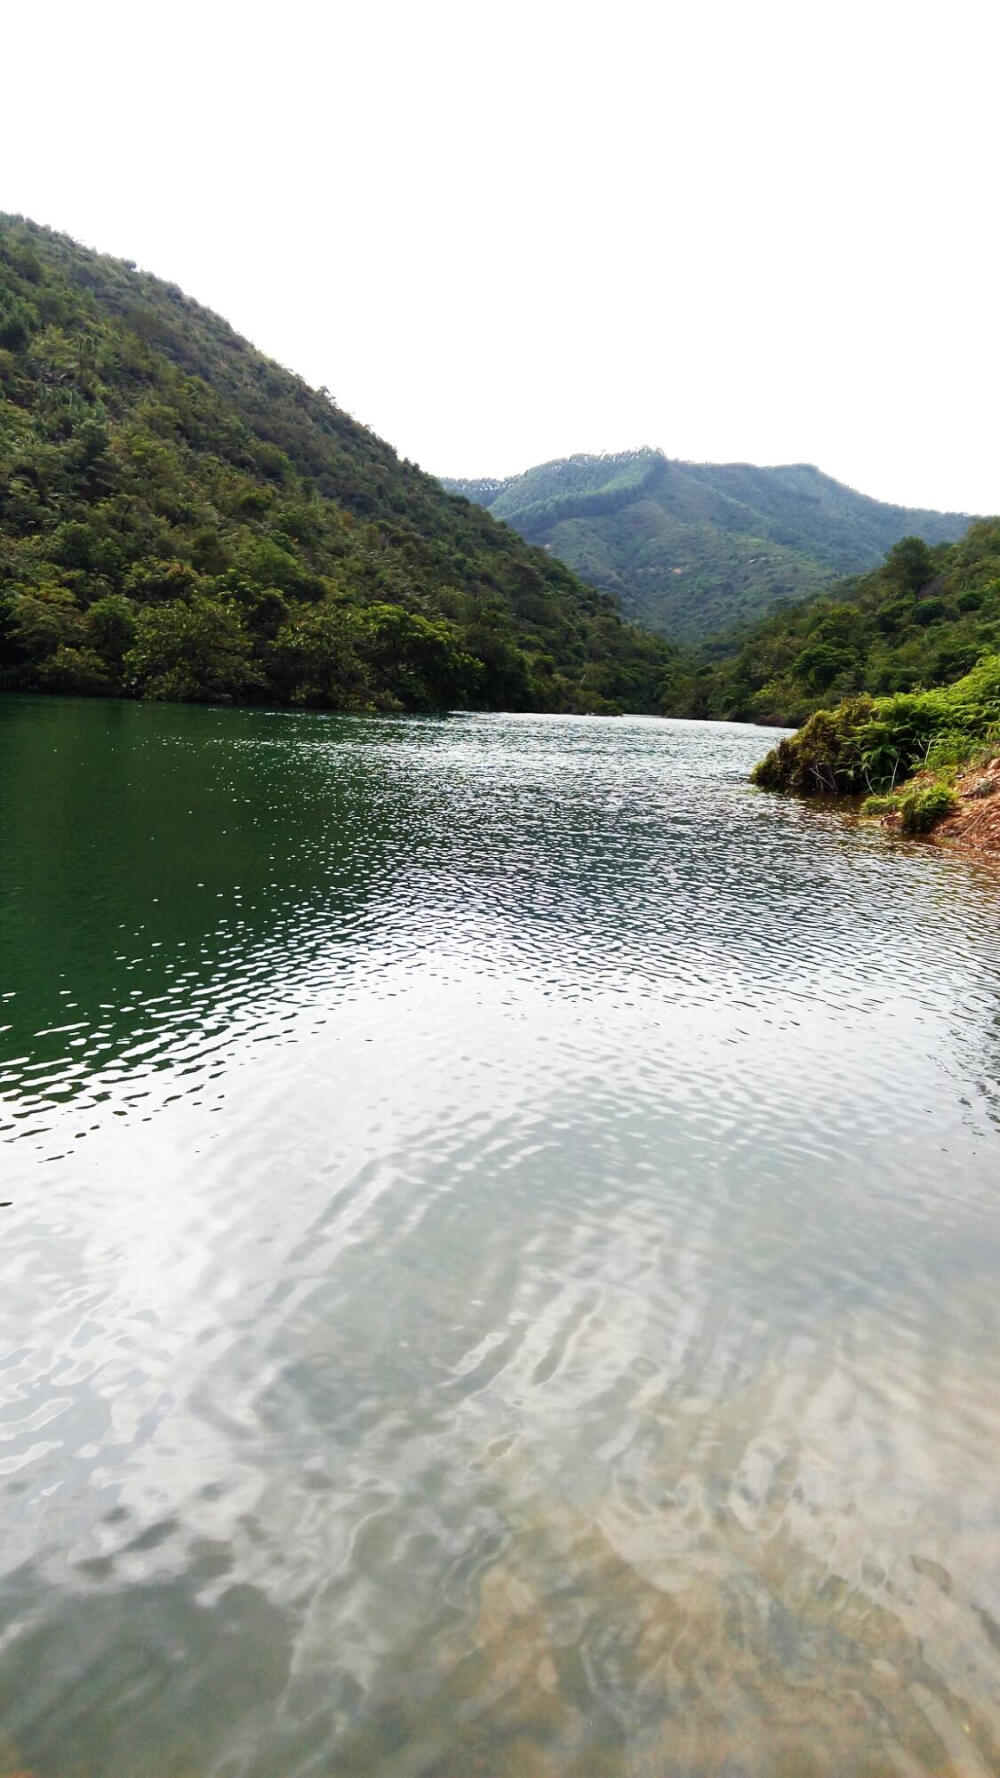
[443,450,971,642]
[0,219,677,715]
[669,524,1000,726]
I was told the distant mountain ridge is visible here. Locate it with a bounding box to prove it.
[442,450,973,643]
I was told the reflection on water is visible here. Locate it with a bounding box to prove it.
[2,694,1000,1777]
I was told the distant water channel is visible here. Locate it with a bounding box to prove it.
[3,694,1000,1778]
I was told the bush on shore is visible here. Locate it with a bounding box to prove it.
[753,655,1000,798]
[753,654,1000,837]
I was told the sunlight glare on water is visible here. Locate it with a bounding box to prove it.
[1,694,1000,1777]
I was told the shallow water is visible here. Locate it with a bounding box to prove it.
[2,694,1000,1778]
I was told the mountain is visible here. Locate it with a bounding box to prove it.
[442,450,972,643]
[0,219,676,715]
[666,522,1000,727]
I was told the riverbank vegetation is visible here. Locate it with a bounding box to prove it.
[752,652,1000,842]
[0,218,679,715]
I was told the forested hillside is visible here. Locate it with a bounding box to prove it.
[443,451,971,642]
[670,524,1000,726]
[0,219,677,715]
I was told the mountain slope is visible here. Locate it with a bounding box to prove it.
[0,219,676,714]
[443,450,972,642]
[666,523,1000,726]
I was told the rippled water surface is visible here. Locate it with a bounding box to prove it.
[3,694,1000,1778]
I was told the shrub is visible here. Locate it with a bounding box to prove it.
[897,782,958,835]
[923,730,975,772]
[751,697,874,793]
[753,655,1000,794]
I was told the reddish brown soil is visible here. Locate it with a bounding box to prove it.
[937,757,1000,854]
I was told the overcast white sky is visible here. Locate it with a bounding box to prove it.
[4,0,998,512]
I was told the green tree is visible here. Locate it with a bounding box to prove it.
[356,604,481,709]
[267,604,370,708]
[885,536,934,595]
[88,594,137,673]
[125,598,262,702]
[1,585,85,674]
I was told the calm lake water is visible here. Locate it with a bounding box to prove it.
[2,694,1000,1778]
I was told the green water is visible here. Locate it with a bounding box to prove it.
[2,693,1000,1777]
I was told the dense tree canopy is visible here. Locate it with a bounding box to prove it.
[0,218,680,715]
[666,521,1000,726]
